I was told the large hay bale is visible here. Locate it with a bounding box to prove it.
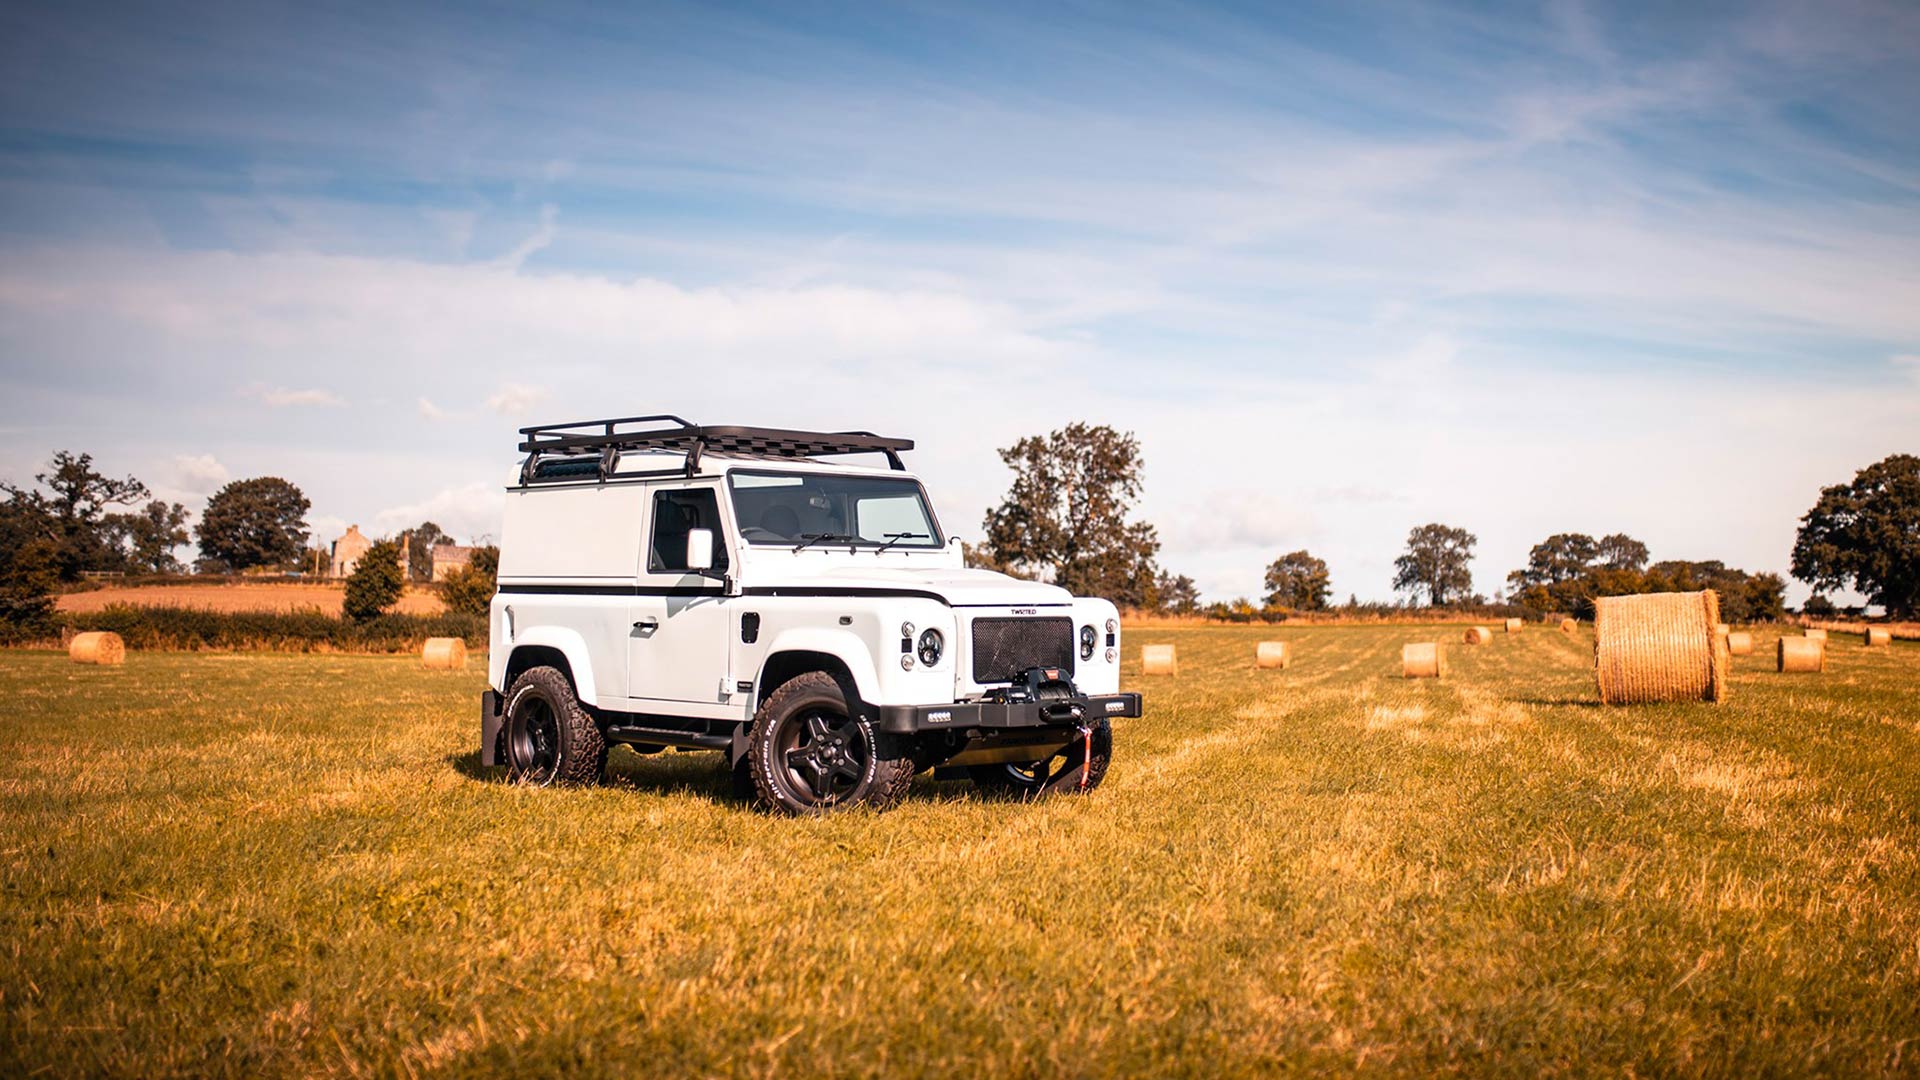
[1778,636,1824,673]
[1559,618,1577,635]
[1865,628,1891,648]
[68,631,125,666]
[422,637,468,670]
[1726,631,1754,656]
[1254,641,1290,669]
[1141,644,1177,676]
[1804,628,1828,642]
[1463,627,1492,646]
[1402,642,1445,678]
[1593,590,1725,705]
[1504,618,1523,634]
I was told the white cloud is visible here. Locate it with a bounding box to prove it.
[371,481,503,546]
[417,397,448,421]
[244,384,345,408]
[497,203,557,270]
[167,453,230,496]
[1894,354,1920,384]
[485,382,548,416]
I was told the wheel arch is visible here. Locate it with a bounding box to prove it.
[500,626,600,704]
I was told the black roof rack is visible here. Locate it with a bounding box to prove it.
[515,415,914,484]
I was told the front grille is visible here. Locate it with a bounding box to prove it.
[970,617,1075,683]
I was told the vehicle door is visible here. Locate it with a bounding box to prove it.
[627,484,735,705]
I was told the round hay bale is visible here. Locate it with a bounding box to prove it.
[1778,636,1824,673]
[1141,644,1177,676]
[1504,618,1523,634]
[1402,642,1445,679]
[1463,626,1492,646]
[1254,641,1290,669]
[1865,628,1891,648]
[1726,631,1754,656]
[421,637,468,670]
[1559,618,1577,635]
[68,631,125,666]
[1593,590,1726,705]
[1804,628,1828,642]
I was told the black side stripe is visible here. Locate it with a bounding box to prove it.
[498,583,724,597]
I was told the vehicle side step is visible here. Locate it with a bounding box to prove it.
[603,723,732,752]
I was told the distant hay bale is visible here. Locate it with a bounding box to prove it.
[1463,627,1492,646]
[1141,644,1178,676]
[1504,618,1523,633]
[68,631,125,666]
[1715,622,1731,637]
[1804,628,1828,642]
[1865,628,1891,648]
[1559,619,1577,635]
[1254,641,1290,669]
[1402,642,1445,678]
[421,637,468,670]
[1593,590,1726,706]
[1778,636,1825,673]
[1726,631,1754,656]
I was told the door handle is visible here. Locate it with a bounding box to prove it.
[633,617,659,631]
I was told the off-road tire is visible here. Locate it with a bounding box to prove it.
[503,666,606,786]
[749,671,914,814]
[970,719,1112,799]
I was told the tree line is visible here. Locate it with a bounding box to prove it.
[4,437,1915,637]
[968,427,1918,622]
[0,451,497,635]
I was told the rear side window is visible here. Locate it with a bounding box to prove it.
[648,488,730,575]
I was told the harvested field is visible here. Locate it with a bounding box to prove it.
[3,624,1919,1076]
[56,582,447,616]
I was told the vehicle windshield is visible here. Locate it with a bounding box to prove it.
[729,470,944,549]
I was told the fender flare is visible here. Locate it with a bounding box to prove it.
[504,625,602,706]
[756,627,884,704]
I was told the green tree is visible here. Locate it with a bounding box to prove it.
[195,478,310,572]
[0,494,59,636]
[344,538,405,622]
[1154,571,1200,616]
[0,451,149,581]
[108,500,191,574]
[1392,523,1477,607]
[440,545,499,616]
[407,522,447,582]
[980,424,1162,607]
[1595,533,1650,571]
[1791,453,1920,618]
[1263,550,1331,611]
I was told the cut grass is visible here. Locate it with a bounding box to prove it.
[2,625,1919,1076]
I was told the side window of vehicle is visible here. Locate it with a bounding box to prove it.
[648,488,730,575]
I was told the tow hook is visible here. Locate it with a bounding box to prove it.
[1076,722,1094,791]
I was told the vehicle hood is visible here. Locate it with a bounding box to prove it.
[785,565,1074,607]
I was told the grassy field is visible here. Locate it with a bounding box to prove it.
[4,625,1919,1076]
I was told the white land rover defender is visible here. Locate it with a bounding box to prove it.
[481,415,1143,814]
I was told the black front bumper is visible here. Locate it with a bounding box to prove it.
[878,692,1142,735]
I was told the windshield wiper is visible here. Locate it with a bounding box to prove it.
[792,532,855,552]
[874,531,929,553]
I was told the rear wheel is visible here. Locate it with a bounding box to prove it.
[503,666,606,786]
[970,719,1111,799]
[749,672,913,814]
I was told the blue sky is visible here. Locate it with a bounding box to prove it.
[2,0,1916,604]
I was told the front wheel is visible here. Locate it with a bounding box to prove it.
[970,720,1112,799]
[748,672,914,814]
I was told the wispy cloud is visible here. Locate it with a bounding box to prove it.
[417,397,448,421]
[242,385,346,408]
[484,382,548,416]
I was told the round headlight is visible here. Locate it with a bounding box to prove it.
[916,628,943,667]
[1079,624,1098,660]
